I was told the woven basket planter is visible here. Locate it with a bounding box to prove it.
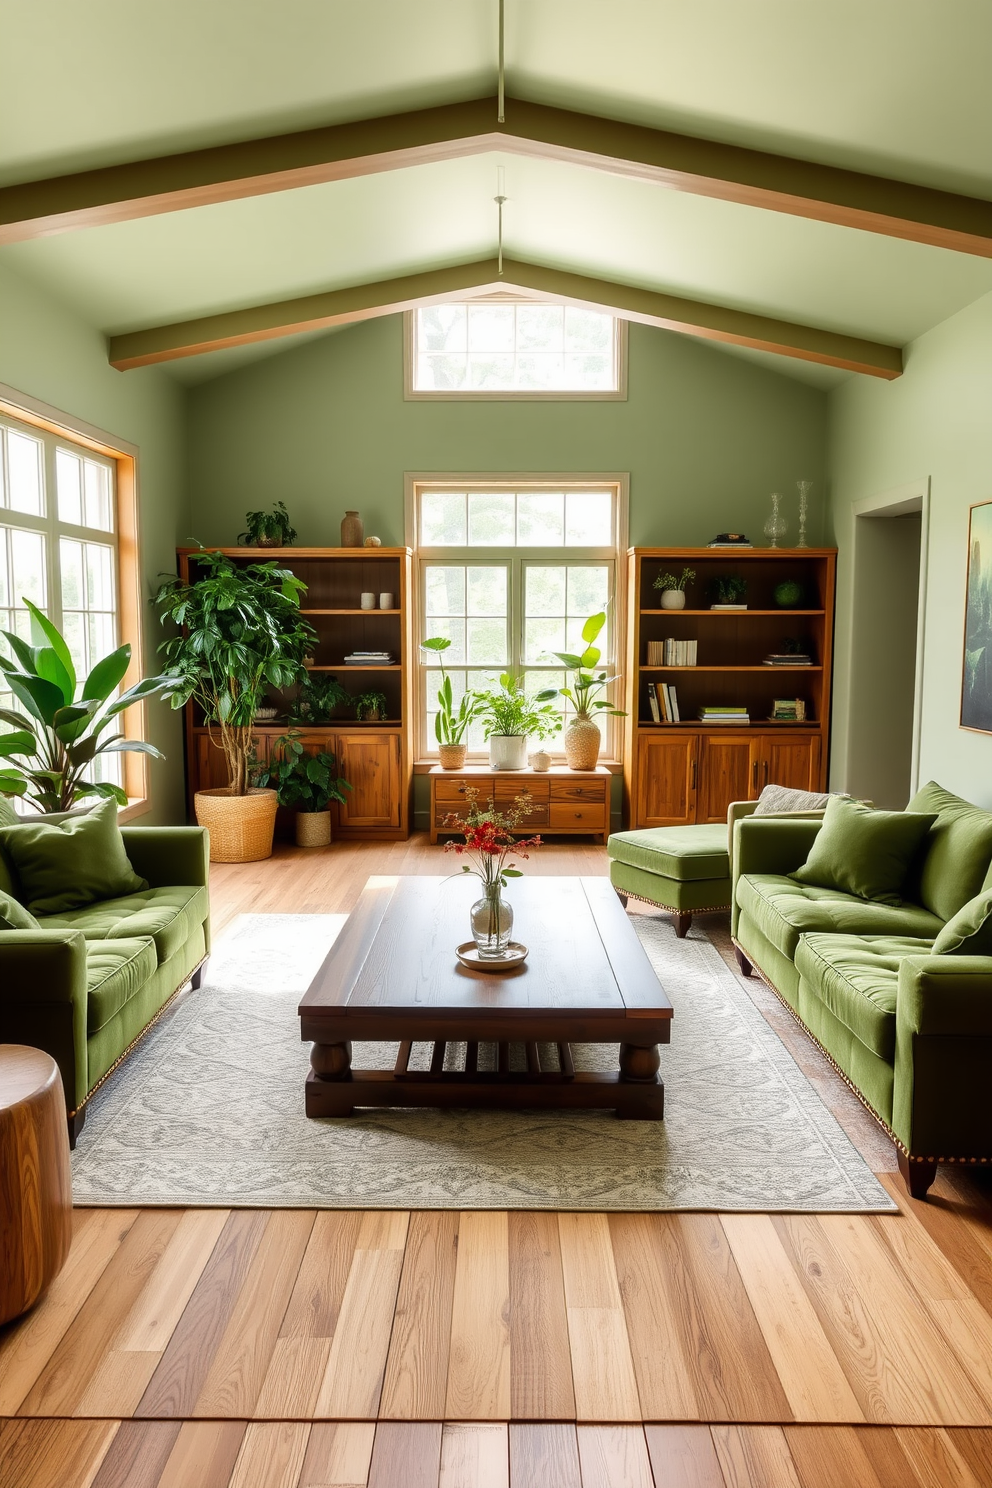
[295,810,332,848]
[563,717,601,771]
[437,743,467,770]
[194,787,278,863]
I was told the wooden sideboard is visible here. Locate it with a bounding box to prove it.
[429,765,611,844]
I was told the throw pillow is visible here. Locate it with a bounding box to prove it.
[0,890,39,930]
[753,784,832,815]
[904,780,992,922]
[0,798,148,916]
[932,887,992,957]
[791,796,937,905]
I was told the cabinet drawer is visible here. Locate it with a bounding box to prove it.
[433,778,474,804]
[550,780,608,804]
[493,778,551,803]
[549,802,608,831]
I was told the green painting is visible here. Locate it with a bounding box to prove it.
[962,501,992,733]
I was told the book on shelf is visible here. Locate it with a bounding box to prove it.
[763,653,812,666]
[344,651,395,665]
[646,638,698,666]
[669,684,680,722]
[698,705,749,725]
[709,603,748,611]
[707,533,752,546]
[647,683,661,723]
[768,698,807,722]
[658,682,670,722]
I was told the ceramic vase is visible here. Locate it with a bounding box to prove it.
[489,734,527,770]
[563,716,601,770]
[341,510,364,547]
[660,589,686,609]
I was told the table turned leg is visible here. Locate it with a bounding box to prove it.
[619,1042,661,1082]
[617,1041,665,1120]
[307,1040,355,1116]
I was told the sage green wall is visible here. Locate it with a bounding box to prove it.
[0,260,188,824]
[187,315,828,548]
[828,288,992,809]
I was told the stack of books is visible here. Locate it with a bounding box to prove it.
[707,533,752,547]
[698,705,749,725]
[763,651,812,666]
[344,650,395,666]
[769,698,807,722]
[647,639,698,666]
[646,681,680,722]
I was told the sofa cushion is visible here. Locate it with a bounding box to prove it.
[905,781,992,921]
[795,934,935,1062]
[606,824,729,881]
[932,887,992,957]
[38,885,208,966]
[753,784,832,814]
[0,798,147,915]
[791,796,936,906]
[737,873,944,961]
[86,937,158,1035]
[0,889,38,930]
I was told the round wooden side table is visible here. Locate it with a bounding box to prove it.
[0,1044,73,1325]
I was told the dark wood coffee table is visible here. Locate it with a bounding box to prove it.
[299,875,673,1120]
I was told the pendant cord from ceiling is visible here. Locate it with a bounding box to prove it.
[495,165,506,275]
[497,0,505,122]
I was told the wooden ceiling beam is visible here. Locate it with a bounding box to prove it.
[107,256,902,379]
[2,95,991,256]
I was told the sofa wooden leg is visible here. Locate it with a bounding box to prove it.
[190,958,209,991]
[614,891,629,908]
[674,911,692,939]
[67,1106,86,1150]
[898,1151,938,1200]
[734,946,753,977]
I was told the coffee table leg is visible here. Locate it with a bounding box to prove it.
[617,1041,664,1120]
[308,1040,354,1116]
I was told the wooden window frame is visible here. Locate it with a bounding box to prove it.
[0,381,148,820]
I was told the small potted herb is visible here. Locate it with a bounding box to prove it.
[288,673,351,725]
[421,636,481,768]
[238,501,298,547]
[475,673,560,771]
[255,731,351,847]
[709,575,748,609]
[354,689,388,722]
[653,567,695,610]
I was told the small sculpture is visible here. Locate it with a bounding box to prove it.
[364,535,382,547]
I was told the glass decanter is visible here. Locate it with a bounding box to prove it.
[763,491,787,548]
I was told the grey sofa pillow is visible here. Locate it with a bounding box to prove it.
[754,784,832,815]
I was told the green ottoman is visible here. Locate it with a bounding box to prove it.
[607,824,732,938]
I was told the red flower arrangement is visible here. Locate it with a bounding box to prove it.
[442,786,542,895]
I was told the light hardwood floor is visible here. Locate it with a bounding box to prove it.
[2,836,992,1488]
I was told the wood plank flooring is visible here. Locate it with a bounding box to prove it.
[3,836,992,1488]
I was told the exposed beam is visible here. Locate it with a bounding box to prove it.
[107,257,902,379]
[2,95,991,256]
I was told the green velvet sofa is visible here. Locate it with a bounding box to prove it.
[0,812,210,1144]
[732,782,992,1198]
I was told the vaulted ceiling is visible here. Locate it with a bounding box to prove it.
[3,0,991,387]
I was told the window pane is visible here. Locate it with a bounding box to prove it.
[466,565,506,616]
[466,616,507,665]
[419,304,467,353]
[517,304,563,351]
[7,430,44,516]
[565,307,612,354]
[517,493,564,545]
[469,355,514,390]
[11,528,46,609]
[419,354,467,391]
[412,303,619,393]
[84,541,115,611]
[62,610,85,679]
[524,616,566,664]
[467,493,515,546]
[425,565,465,617]
[566,565,610,619]
[83,461,113,531]
[525,565,566,617]
[565,491,613,546]
[421,492,466,546]
[60,537,84,608]
[57,449,83,524]
[87,610,116,670]
[423,615,465,662]
[468,305,514,353]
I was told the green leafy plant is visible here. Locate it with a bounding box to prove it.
[155,549,317,795]
[709,575,748,605]
[354,689,388,722]
[476,672,561,741]
[535,611,626,723]
[0,600,173,812]
[287,673,351,725]
[421,636,481,745]
[254,731,351,813]
[653,567,696,592]
[238,501,297,546]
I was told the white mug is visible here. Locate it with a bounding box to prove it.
[379,593,395,610]
[360,592,375,610]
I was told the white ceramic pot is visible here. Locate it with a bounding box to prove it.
[489,734,528,770]
[660,589,686,610]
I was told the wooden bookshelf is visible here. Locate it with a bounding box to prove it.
[622,547,837,827]
[178,546,413,839]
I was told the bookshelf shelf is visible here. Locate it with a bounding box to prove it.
[641,665,822,673]
[639,608,825,617]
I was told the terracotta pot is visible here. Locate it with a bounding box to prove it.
[563,717,601,771]
[193,787,278,863]
[295,810,332,847]
[659,589,686,609]
[438,743,467,770]
[341,510,364,547]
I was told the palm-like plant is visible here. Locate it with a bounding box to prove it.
[535,610,626,722]
[421,636,480,745]
[0,600,172,812]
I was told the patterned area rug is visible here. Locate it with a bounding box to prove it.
[71,911,895,1211]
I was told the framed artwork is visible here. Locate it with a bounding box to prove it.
[962,500,992,733]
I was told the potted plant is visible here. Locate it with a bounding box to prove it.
[354,688,388,722]
[288,673,351,725]
[709,575,749,609]
[0,600,174,812]
[155,549,316,862]
[653,567,695,610]
[475,672,560,771]
[238,501,298,547]
[255,731,351,847]
[421,636,481,769]
[536,610,625,770]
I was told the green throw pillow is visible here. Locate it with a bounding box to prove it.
[791,796,937,906]
[0,798,147,916]
[0,889,39,930]
[933,888,992,956]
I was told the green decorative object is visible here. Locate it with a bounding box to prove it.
[774,579,805,608]
[238,501,297,547]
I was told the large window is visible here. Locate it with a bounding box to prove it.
[0,410,124,797]
[407,301,626,398]
[411,480,627,759]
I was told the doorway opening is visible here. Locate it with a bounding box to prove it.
[846,484,928,809]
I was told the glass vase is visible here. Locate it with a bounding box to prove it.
[763,491,787,548]
[471,886,514,959]
[796,480,812,549]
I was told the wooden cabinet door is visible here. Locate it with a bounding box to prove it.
[333,733,401,828]
[696,734,756,823]
[634,734,698,826]
[756,733,823,794]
